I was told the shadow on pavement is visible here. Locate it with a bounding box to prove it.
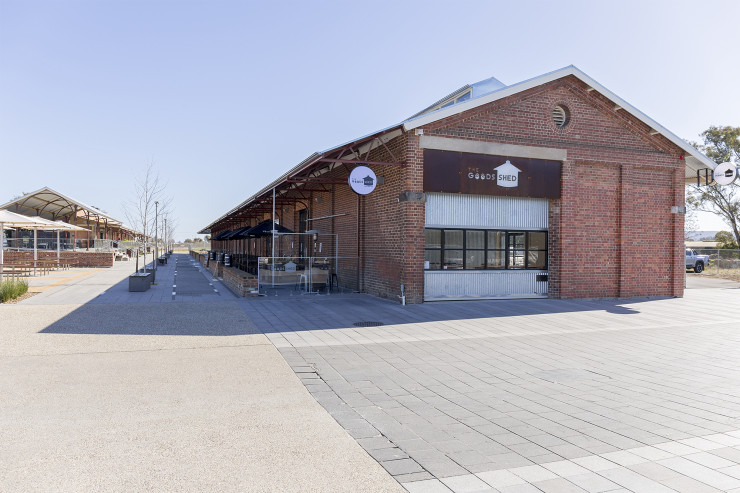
[237,292,661,334]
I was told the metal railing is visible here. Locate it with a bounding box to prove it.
[256,256,359,295]
[2,237,156,254]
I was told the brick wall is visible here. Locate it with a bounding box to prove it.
[416,75,684,299]
[209,75,685,302]
[221,266,258,297]
[3,250,114,267]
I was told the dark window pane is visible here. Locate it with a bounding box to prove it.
[466,250,485,269]
[509,249,526,268]
[466,230,485,249]
[487,250,506,269]
[527,250,547,269]
[488,231,505,249]
[529,232,547,250]
[425,250,441,270]
[443,249,464,269]
[444,230,463,249]
[509,233,525,249]
[425,229,441,248]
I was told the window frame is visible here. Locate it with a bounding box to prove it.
[424,228,548,271]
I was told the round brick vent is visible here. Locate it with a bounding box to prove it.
[353,321,384,327]
[553,105,570,128]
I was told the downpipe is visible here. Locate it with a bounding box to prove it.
[398,283,406,306]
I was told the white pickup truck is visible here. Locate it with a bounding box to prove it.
[686,249,709,273]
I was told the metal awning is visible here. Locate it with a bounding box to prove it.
[0,186,133,232]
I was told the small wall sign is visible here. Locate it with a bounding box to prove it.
[349,166,377,195]
[494,160,521,188]
[714,162,738,186]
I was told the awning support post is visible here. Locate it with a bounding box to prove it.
[272,187,276,287]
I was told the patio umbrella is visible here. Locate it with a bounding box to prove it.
[243,220,294,237]
[0,211,57,279]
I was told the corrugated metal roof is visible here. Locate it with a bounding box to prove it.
[199,66,716,233]
[0,186,132,229]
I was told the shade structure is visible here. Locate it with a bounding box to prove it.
[227,226,253,240]
[0,212,90,279]
[213,230,232,241]
[243,220,294,238]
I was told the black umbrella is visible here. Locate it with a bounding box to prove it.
[243,220,294,238]
[213,230,232,240]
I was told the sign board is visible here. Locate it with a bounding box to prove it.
[284,261,297,273]
[348,166,377,195]
[714,162,738,186]
[423,150,561,199]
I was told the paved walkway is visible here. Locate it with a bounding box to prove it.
[0,254,402,492]
[240,275,740,492]
[7,259,740,492]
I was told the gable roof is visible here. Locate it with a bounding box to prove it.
[0,186,130,229]
[200,66,714,233]
[403,65,716,177]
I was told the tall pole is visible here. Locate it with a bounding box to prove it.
[154,201,159,274]
[0,222,4,281]
[272,187,275,287]
[164,218,167,255]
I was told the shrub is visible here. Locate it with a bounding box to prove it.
[0,278,29,303]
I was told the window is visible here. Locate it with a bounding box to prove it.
[424,228,548,270]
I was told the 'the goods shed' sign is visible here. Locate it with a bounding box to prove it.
[423,149,561,199]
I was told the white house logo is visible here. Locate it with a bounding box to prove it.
[495,160,521,187]
[349,165,377,195]
[466,160,522,188]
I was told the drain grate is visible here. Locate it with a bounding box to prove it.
[353,321,384,327]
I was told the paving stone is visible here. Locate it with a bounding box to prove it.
[439,474,495,493]
[476,469,527,488]
[564,472,620,493]
[530,478,589,493]
[380,458,425,476]
[242,286,740,490]
[403,478,453,493]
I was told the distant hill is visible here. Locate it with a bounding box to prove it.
[686,230,720,241]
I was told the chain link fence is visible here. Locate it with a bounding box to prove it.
[692,248,740,276]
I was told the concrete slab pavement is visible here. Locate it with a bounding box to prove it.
[0,254,403,492]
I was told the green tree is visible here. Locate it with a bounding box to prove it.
[687,126,740,247]
[715,231,738,249]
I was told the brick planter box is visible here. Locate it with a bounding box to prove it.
[221,266,258,297]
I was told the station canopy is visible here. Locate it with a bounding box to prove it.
[0,186,135,235]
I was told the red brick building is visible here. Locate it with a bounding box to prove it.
[200,66,715,303]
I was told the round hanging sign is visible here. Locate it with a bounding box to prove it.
[714,162,738,186]
[348,166,377,195]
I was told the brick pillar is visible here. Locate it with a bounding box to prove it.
[672,163,685,297]
[618,163,634,298]
[400,132,425,304]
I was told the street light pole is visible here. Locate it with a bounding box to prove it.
[154,200,159,274]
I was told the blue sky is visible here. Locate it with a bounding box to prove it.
[1,0,738,238]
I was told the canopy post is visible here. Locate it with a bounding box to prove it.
[272,187,275,287]
[34,228,38,276]
[57,229,61,268]
[1,222,4,281]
